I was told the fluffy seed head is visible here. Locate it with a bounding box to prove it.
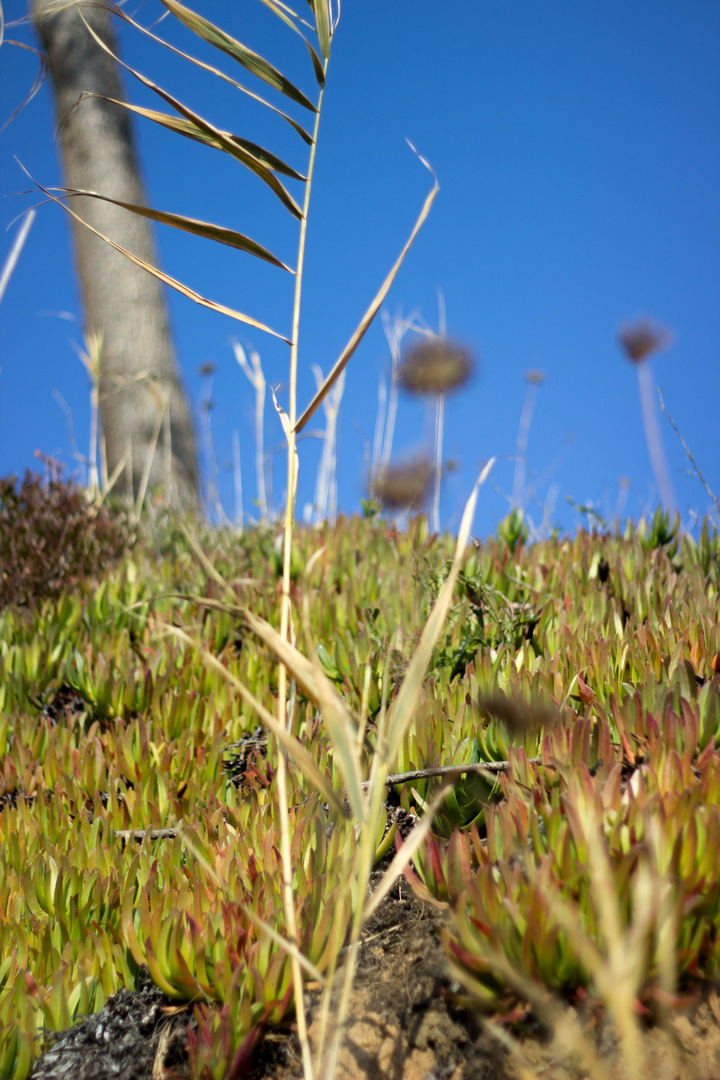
[372,456,433,510]
[618,320,672,364]
[397,340,474,394]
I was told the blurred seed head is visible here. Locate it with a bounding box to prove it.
[618,320,672,364]
[397,339,474,395]
[198,361,217,377]
[478,691,558,735]
[372,455,433,510]
[525,369,545,385]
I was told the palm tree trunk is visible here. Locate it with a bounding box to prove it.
[33,0,199,512]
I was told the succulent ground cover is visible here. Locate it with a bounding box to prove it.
[0,493,719,1079]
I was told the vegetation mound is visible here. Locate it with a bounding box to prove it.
[0,509,718,1079]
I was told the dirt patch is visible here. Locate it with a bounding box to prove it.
[28,876,720,1080]
[250,876,720,1080]
[29,969,189,1080]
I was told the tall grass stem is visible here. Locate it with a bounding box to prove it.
[637,361,676,516]
[511,379,540,508]
[0,209,35,305]
[278,70,328,1080]
[432,392,444,532]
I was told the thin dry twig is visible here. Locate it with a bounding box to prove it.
[365,758,545,789]
[658,386,720,516]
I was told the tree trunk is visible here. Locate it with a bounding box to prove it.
[32,0,199,512]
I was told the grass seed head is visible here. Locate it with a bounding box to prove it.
[397,339,474,394]
[373,455,434,509]
[618,319,672,364]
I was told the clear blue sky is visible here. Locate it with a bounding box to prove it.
[2,1,719,537]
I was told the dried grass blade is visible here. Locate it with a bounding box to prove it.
[384,458,495,756]
[322,783,452,1077]
[457,946,616,1080]
[78,12,303,219]
[134,385,168,522]
[19,164,290,342]
[108,2,313,144]
[256,0,325,84]
[93,98,306,181]
[271,385,299,506]
[96,442,130,506]
[163,623,345,815]
[363,782,453,921]
[0,209,34,305]
[178,528,240,602]
[159,0,317,111]
[241,609,365,821]
[173,583,362,819]
[293,144,439,433]
[0,41,47,133]
[53,183,293,271]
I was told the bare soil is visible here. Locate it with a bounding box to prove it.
[29,869,720,1080]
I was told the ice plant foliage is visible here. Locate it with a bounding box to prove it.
[20,0,445,1070]
[7,0,720,1073]
[0,507,717,1075]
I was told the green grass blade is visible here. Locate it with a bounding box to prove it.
[313,0,332,61]
[54,185,294,271]
[363,783,454,921]
[304,38,326,86]
[269,0,315,29]
[293,143,439,433]
[159,0,317,111]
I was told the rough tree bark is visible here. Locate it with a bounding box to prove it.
[32,0,199,512]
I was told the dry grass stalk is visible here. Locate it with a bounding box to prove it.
[619,318,676,516]
[0,208,35,305]
[232,340,268,523]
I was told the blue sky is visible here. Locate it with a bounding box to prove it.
[2,1,719,537]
